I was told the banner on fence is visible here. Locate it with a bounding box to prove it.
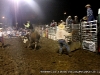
[82,41,96,52]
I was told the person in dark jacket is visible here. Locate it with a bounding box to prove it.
[73,16,79,24]
[66,16,73,25]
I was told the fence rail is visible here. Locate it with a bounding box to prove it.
[35,20,98,52]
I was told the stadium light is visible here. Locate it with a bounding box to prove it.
[10,0,33,4]
[14,0,20,2]
[10,0,43,23]
[2,17,5,19]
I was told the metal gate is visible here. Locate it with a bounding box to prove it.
[81,20,97,52]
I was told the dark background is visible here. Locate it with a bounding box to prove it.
[0,0,99,27]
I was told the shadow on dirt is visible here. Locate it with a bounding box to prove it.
[25,44,41,50]
[3,44,12,48]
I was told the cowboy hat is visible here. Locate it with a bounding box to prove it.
[85,4,91,7]
[68,16,71,18]
[75,16,78,17]
[58,23,65,30]
[83,16,87,20]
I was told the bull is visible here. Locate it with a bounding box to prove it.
[23,30,40,50]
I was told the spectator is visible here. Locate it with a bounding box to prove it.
[50,20,56,27]
[73,16,79,24]
[66,16,73,25]
[85,4,95,21]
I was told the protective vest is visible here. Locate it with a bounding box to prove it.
[25,23,30,28]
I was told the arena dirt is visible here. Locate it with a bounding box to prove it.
[0,37,100,75]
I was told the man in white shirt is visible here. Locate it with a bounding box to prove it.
[0,28,4,48]
[7,30,11,38]
[56,22,72,55]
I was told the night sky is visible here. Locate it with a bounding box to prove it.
[0,0,99,26]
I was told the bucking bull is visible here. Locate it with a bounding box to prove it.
[22,30,40,50]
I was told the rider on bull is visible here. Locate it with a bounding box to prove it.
[24,21,30,29]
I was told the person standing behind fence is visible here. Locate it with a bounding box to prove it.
[50,20,55,27]
[66,16,73,25]
[56,22,72,56]
[73,16,79,24]
[85,4,95,21]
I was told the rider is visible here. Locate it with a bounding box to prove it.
[24,21,30,29]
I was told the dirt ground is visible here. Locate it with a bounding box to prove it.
[0,37,100,75]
